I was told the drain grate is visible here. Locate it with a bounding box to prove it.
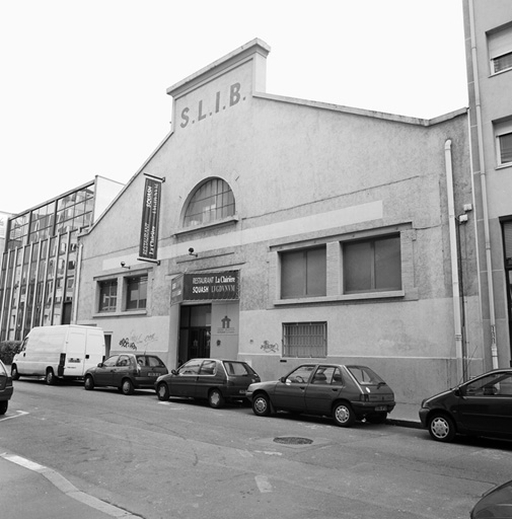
[273,437,313,445]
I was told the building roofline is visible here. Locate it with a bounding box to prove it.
[166,38,271,99]
[253,92,468,126]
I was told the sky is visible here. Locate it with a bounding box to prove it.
[0,0,468,215]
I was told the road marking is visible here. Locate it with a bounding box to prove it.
[0,452,144,518]
[255,475,273,493]
[254,450,282,456]
[237,449,253,458]
[0,410,29,422]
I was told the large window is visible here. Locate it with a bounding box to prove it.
[488,25,512,75]
[126,275,147,310]
[183,178,235,227]
[283,322,327,358]
[495,120,512,166]
[343,235,401,293]
[281,246,326,299]
[99,280,117,312]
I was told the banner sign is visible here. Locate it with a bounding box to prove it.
[139,177,162,261]
[171,271,239,303]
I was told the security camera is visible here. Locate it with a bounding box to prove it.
[120,261,125,267]
[188,248,194,254]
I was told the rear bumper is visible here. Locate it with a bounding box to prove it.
[351,402,395,415]
[0,387,13,400]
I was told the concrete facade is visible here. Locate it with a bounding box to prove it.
[463,0,512,370]
[76,39,478,406]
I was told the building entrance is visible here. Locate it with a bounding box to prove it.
[179,304,211,364]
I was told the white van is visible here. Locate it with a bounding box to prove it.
[11,325,105,385]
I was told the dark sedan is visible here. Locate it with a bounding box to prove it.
[84,353,168,395]
[246,363,395,427]
[419,368,512,442]
[155,358,261,408]
[0,359,13,415]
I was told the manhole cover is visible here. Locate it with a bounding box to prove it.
[273,437,313,445]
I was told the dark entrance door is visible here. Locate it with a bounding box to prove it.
[179,305,211,363]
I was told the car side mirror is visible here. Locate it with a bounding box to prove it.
[279,376,287,383]
[97,363,104,367]
[454,388,462,397]
[171,369,178,375]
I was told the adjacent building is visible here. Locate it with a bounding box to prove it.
[0,176,123,341]
[75,39,479,405]
[463,0,512,370]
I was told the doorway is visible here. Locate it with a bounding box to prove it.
[179,304,211,364]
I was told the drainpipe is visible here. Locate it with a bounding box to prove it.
[445,139,465,382]
[468,0,499,369]
[71,240,83,324]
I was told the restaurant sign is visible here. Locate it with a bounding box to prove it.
[171,271,239,303]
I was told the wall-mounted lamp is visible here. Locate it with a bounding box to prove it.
[188,247,198,258]
[120,261,131,269]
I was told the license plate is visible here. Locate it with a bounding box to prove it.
[375,406,387,412]
[148,372,159,377]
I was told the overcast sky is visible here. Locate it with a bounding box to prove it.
[0,0,468,215]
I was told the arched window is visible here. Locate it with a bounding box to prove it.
[183,178,235,227]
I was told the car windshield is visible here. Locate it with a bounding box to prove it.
[346,366,384,385]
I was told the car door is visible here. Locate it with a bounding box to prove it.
[458,372,512,435]
[94,355,119,386]
[305,366,343,415]
[110,355,133,387]
[168,359,202,397]
[195,360,218,399]
[272,365,315,411]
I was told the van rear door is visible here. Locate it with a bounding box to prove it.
[63,327,87,377]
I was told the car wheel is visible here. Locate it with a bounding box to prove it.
[45,369,56,385]
[121,378,134,395]
[252,393,271,416]
[0,401,7,415]
[84,375,95,391]
[208,389,225,408]
[11,365,20,381]
[333,402,356,427]
[428,414,456,442]
[367,412,387,424]
[156,383,169,401]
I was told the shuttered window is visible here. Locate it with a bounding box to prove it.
[488,25,512,74]
[281,246,326,299]
[343,235,401,293]
[495,119,512,166]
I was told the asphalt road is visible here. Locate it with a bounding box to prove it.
[1,378,512,519]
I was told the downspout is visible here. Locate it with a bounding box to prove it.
[468,0,499,369]
[445,139,465,382]
[71,240,83,324]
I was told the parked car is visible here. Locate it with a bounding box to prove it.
[155,358,261,408]
[0,359,14,415]
[471,479,512,518]
[419,368,512,442]
[84,353,168,395]
[246,363,395,427]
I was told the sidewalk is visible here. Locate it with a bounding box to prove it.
[0,453,142,519]
[386,401,422,428]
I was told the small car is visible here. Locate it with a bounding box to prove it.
[471,479,512,518]
[419,368,512,442]
[155,358,261,408]
[246,363,395,427]
[84,353,168,395]
[0,359,13,415]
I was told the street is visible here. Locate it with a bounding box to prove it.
[1,379,512,519]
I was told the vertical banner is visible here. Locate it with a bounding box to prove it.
[139,176,162,262]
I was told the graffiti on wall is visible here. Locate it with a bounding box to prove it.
[260,340,279,354]
[119,331,158,351]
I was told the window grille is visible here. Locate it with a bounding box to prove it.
[283,322,327,358]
